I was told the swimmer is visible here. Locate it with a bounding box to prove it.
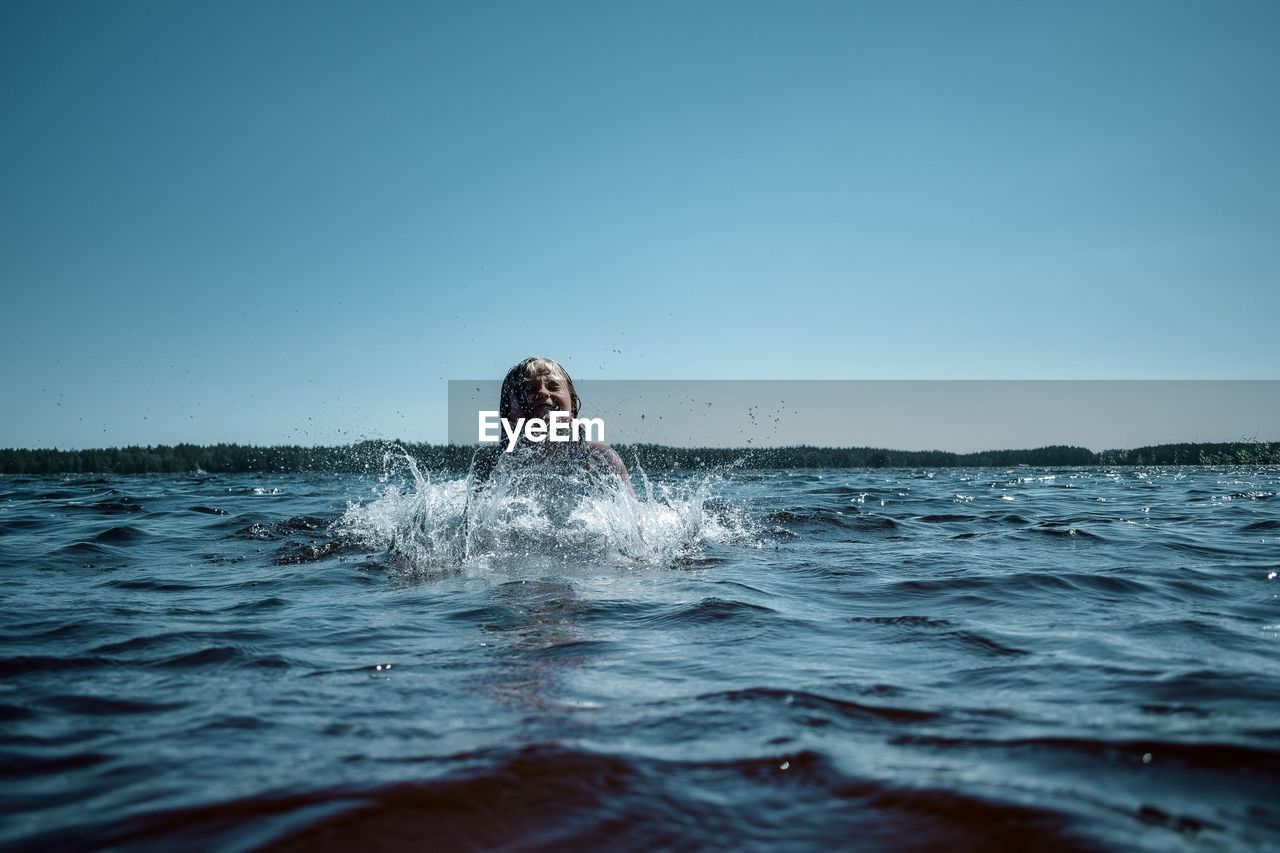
[463,356,642,553]
[471,356,635,496]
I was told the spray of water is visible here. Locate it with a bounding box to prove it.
[334,446,751,576]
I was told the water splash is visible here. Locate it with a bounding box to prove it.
[333,447,470,569]
[334,446,750,575]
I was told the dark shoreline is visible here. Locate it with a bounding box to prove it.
[1,440,1277,475]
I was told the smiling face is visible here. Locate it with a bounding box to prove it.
[506,360,576,422]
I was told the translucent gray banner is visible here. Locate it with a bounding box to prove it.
[448,380,1279,453]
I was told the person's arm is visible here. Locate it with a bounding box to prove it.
[587,442,644,538]
[587,441,635,498]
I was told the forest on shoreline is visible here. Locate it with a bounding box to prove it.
[1,440,1276,475]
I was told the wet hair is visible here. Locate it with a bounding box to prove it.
[499,356,581,421]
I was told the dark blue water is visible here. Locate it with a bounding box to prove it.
[2,465,1277,850]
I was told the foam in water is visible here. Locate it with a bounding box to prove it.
[334,446,748,575]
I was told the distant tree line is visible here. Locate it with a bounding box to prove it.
[1,440,1276,475]
[0,442,474,476]
[625,443,1101,470]
[1095,440,1280,466]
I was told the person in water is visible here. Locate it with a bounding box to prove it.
[471,356,634,494]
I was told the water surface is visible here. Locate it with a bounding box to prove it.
[1,465,1277,850]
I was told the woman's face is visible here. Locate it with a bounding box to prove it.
[507,361,574,422]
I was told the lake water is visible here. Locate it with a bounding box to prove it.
[2,463,1277,850]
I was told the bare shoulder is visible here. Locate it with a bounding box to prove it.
[585,441,630,480]
[586,442,641,515]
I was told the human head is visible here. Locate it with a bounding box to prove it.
[499,356,581,421]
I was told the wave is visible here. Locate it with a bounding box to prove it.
[8,744,1098,852]
[91,525,147,544]
[0,655,117,678]
[705,687,940,724]
[640,597,781,629]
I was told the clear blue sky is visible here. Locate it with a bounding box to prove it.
[3,1,1277,448]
